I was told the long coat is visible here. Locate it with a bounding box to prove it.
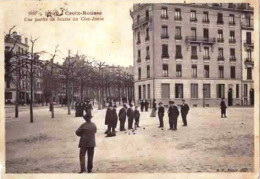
[76,122,97,148]
[168,105,179,118]
[105,108,112,125]
[127,107,134,119]
[181,104,189,115]
[220,101,227,109]
[111,108,118,128]
[119,107,127,121]
[158,106,165,116]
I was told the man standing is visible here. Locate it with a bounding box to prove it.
[158,102,165,128]
[127,104,134,129]
[106,105,117,137]
[104,103,113,134]
[76,114,97,173]
[220,98,227,118]
[133,106,140,128]
[140,100,144,112]
[181,99,190,126]
[168,101,179,130]
[119,104,127,131]
[144,100,149,112]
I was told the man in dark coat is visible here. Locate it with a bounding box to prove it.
[107,105,117,137]
[119,105,127,131]
[220,98,227,118]
[133,106,140,128]
[140,100,144,112]
[181,99,190,126]
[127,104,134,129]
[104,103,113,134]
[76,113,97,173]
[168,101,179,130]
[144,100,149,112]
[158,102,165,128]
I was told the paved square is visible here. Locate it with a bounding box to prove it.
[5,105,254,173]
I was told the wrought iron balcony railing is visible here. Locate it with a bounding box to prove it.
[186,36,215,44]
[132,16,149,29]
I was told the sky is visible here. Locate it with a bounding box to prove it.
[2,1,134,67]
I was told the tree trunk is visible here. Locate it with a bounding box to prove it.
[15,88,19,118]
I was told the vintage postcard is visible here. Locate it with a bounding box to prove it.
[0,0,259,178]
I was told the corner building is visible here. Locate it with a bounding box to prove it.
[130,3,254,107]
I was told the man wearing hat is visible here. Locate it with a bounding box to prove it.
[104,103,113,134]
[158,102,165,128]
[181,99,190,126]
[106,105,117,137]
[168,101,179,130]
[127,104,134,129]
[119,104,127,131]
[76,113,97,173]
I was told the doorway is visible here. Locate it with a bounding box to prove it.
[250,88,254,105]
[228,88,233,106]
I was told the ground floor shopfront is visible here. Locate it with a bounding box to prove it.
[135,78,254,107]
[5,89,44,104]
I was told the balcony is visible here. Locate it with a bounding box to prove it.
[175,35,182,40]
[145,36,150,41]
[191,55,198,59]
[175,55,183,60]
[136,39,141,44]
[186,36,215,44]
[244,58,254,68]
[202,18,210,23]
[161,35,169,39]
[190,17,197,22]
[203,56,210,61]
[218,56,225,61]
[217,38,224,43]
[229,39,236,43]
[217,20,224,25]
[132,16,149,29]
[161,15,168,20]
[241,19,254,30]
[244,40,254,49]
[162,54,169,58]
[174,16,182,21]
[229,56,236,61]
[137,57,141,63]
[229,21,236,26]
[145,55,150,60]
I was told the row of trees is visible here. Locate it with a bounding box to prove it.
[5,26,134,123]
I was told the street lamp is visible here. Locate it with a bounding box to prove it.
[202,87,206,108]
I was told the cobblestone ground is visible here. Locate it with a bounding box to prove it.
[5,105,254,173]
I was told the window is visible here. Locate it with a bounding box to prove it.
[203,11,209,23]
[162,44,169,58]
[143,85,146,99]
[229,31,235,43]
[147,84,151,99]
[204,65,209,78]
[175,84,183,98]
[246,49,252,60]
[146,46,150,60]
[244,84,248,97]
[138,67,141,80]
[219,66,224,78]
[175,26,182,39]
[161,84,170,99]
[191,28,196,39]
[175,45,182,58]
[190,10,197,21]
[229,14,235,25]
[203,84,211,98]
[217,84,225,98]
[218,48,224,61]
[230,48,236,61]
[161,7,168,19]
[147,65,150,78]
[191,46,198,59]
[175,8,181,20]
[203,28,209,39]
[191,84,198,98]
[137,50,141,62]
[246,32,251,44]
[176,64,182,77]
[162,64,168,77]
[137,31,141,44]
[217,13,223,24]
[161,26,169,39]
[192,65,197,78]
[203,47,210,59]
[217,29,224,42]
[247,67,252,80]
[145,28,149,41]
[138,85,141,99]
[236,84,239,98]
[230,66,236,79]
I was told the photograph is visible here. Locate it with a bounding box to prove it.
[0,1,259,178]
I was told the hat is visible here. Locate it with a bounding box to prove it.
[83,113,92,120]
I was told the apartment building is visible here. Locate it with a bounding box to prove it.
[130,3,254,107]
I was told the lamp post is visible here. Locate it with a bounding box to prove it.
[202,87,205,108]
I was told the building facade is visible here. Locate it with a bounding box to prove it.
[130,3,254,107]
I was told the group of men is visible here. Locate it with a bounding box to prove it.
[140,100,149,112]
[75,101,93,117]
[157,100,190,130]
[104,103,140,137]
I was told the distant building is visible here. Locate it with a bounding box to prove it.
[130,3,254,106]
